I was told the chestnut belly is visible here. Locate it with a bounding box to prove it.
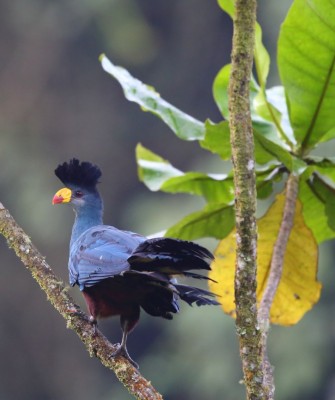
[82,277,141,319]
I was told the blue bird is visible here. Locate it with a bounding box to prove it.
[52,158,219,368]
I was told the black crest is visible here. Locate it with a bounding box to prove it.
[55,159,102,190]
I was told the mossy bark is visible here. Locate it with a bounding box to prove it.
[0,202,163,400]
[228,0,266,398]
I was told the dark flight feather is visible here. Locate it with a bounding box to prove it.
[128,237,214,274]
[174,284,220,307]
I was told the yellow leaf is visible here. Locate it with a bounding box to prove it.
[209,192,322,325]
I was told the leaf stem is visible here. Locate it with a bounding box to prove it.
[258,173,299,397]
[0,202,163,400]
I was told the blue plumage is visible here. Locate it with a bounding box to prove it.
[69,225,144,289]
[53,159,219,368]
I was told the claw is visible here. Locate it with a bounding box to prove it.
[89,315,98,335]
[110,344,139,369]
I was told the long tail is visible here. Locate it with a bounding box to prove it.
[127,237,220,314]
[174,284,220,306]
[128,237,214,279]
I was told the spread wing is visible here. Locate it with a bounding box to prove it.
[69,225,145,290]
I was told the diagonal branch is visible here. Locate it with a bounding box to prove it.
[0,202,163,400]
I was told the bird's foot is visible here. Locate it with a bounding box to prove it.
[110,344,139,369]
[88,316,98,335]
[65,306,82,316]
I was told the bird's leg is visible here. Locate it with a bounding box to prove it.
[111,327,139,369]
[110,310,140,369]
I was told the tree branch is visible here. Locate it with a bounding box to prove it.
[258,173,299,397]
[229,0,266,398]
[0,202,163,400]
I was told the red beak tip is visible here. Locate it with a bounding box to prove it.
[52,196,63,205]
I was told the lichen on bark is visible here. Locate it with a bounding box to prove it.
[228,0,266,398]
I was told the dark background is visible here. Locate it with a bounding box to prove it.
[1,1,335,399]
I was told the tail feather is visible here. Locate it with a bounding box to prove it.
[126,237,220,314]
[175,284,220,307]
[128,237,214,275]
[183,271,217,282]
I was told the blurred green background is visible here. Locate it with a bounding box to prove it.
[1,1,335,399]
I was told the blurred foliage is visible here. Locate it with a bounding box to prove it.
[1,1,335,400]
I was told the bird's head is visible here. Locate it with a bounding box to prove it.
[52,159,102,211]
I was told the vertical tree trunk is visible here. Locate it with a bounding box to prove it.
[229,0,266,398]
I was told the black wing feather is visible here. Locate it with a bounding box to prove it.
[128,237,214,275]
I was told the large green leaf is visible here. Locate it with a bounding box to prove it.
[309,173,335,231]
[266,86,295,146]
[254,130,307,174]
[165,203,235,240]
[162,173,234,204]
[254,23,270,89]
[200,120,231,160]
[100,54,205,140]
[213,64,230,119]
[212,64,283,165]
[306,155,335,182]
[136,144,182,191]
[254,135,277,165]
[136,143,235,203]
[299,178,335,243]
[278,0,335,150]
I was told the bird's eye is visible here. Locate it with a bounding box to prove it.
[74,190,83,198]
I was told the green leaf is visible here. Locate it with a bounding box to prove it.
[166,203,235,240]
[212,65,288,165]
[257,180,273,199]
[253,90,281,125]
[217,1,269,91]
[254,130,307,174]
[213,64,230,119]
[299,178,335,243]
[218,0,270,89]
[136,144,182,191]
[254,23,270,88]
[100,54,205,140]
[278,0,335,150]
[200,120,231,160]
[136,143,235,203]
[256,166,284,199]
[319,127,335,144]
[309,173,335,231]
[266,86,295,146]
[306,155,335,183]
[162,173,234,204]
[217,0,234,18]
[254,134,278,165]
[315,166,335,183]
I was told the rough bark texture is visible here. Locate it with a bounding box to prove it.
[258,174,299,398]
[228,0,265,398]
[0,202,163,400]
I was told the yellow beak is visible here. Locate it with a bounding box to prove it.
[52,188,72,204]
